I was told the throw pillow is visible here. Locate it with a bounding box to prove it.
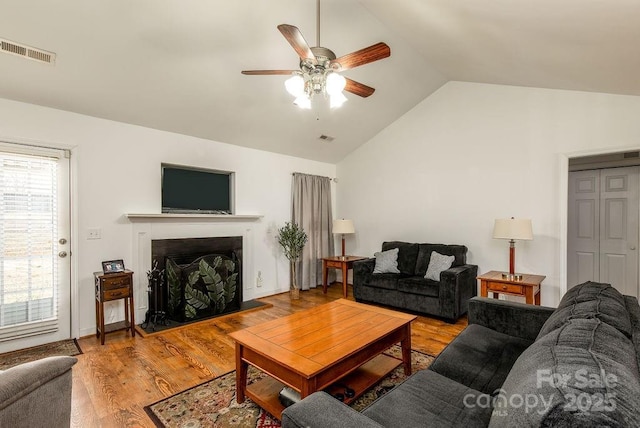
[424,251,454,281]
[373,248,401,274]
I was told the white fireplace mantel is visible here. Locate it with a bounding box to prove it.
[126,213,262,222]
[128,214,258,323]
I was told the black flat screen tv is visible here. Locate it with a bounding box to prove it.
[161,164,234,214]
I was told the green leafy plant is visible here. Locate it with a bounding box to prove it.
[277,222,308,261]
[277,222,308,293]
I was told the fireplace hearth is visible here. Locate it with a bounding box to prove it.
[150,236,243,323]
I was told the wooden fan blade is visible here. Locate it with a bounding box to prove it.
[345,78,375,98]
[277,24,317,64]
[330,42,390,71]
[242,70,297,75]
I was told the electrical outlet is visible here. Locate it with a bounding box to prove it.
[87,228,101,240]
[256,270,263,287]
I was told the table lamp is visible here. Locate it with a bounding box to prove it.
[493,217,533,280]
[333,219,355,260]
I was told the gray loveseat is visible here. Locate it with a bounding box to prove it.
[0,356,77,427]
[282,282,640,427]
[353,241,478,322]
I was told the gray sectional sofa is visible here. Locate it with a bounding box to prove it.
[282,282,640,427]
[0,356,77,427]
[353,241,478,322]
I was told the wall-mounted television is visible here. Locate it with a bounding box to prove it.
[161,164,234,214]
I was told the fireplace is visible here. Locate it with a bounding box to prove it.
[150,236,242,322]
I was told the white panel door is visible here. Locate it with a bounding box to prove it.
[0,144,71,353]
[600,167,639,297]
[568,167,639,298]
[568,170,600,288]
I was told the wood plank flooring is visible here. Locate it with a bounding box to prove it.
[72,285,467,427]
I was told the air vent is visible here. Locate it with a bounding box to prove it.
[318,134,335,142]
[1,38,56,65]
[624,151,640,159]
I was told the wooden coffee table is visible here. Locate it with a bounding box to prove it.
[229,299,416,419]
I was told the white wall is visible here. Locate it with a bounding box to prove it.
[337,81,640,307]
[5,81,640,335]
[0,98,336,337]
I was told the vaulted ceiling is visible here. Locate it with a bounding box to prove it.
[1,1,639,163]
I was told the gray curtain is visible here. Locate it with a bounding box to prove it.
[292,173,335,290]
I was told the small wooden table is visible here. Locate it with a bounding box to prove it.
[477,270,545,305]
[94,270,135,345]
[229,299,415,420]
[322,256,367,298]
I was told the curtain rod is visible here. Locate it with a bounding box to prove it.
[292,172,338,182]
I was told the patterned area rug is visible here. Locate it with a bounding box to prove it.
[0,339,82,370]
[145,346,435,428]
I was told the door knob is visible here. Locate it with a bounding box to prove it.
[58,251,68,258]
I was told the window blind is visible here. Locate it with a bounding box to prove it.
[0,148,59,341]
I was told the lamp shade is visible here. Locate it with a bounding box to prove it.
[493,218,533,240]
[333,219,355,234]
[285,74,305,97]
[326,72,346,95]
[293,95,311,109]
[330,92,348,109]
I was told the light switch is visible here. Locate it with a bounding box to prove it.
[87,228,101,240]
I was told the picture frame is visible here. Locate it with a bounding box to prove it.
[102,259,125,274]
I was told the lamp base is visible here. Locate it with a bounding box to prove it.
[502,273,523,281]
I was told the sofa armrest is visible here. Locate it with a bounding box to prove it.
[282,391,383,428]
[353,258,375,288]
[438,264,478,321]
[468,296,556,341]
[0,356,77,427]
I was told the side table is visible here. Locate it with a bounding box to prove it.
[477,270,545,305]
[322,256,367,298]
[94,270,135,345]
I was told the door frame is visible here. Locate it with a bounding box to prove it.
[561,146,640,299]
[0,134,79,340]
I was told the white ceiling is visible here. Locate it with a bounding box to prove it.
[1,0,639,163]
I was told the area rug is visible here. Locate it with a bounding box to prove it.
[145,345,435,428]
[0,338,82,370]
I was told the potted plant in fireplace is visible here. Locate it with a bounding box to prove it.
[277,221,308,299]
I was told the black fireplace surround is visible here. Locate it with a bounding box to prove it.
[151,236,242,322]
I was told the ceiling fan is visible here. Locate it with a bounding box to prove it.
[241,0,390,108]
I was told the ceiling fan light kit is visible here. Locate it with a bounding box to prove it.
[285,69,347,110]
[242,0,390,110]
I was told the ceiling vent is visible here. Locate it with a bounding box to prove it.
[0,38,56,65]
[318,134,335,142]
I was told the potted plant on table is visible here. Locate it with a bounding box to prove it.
[277,222,308,299]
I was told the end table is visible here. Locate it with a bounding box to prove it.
[477,270,545,305]
[94,270,135,344]
[322,256,367,298]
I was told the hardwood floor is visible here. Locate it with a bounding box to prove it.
[72,285,467,427]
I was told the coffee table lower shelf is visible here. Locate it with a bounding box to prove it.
[245,352,402,420]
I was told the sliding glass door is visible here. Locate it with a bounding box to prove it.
[0,142,71,353]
